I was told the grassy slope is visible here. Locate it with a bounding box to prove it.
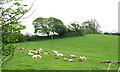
[3,34,118,70]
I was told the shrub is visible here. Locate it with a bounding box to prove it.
[111,33,120,36]
[104,32,111,35]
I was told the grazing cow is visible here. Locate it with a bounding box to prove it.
[69,54,76,58]
[28,52,34,56]
[44,52,50,55]
[64,57,69,61]
[55,53,63,56]
[28,50,34,53]
[79,56,87,62]
[68,59,74,62]
[64,57,74,62]
[80,56,87,60]
[32,55,42,58]
[52,50,58,54]
[37,48,43,53]
[34,51,40,54]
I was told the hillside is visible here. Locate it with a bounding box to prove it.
[3,34,118,70]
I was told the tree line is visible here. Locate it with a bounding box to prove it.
[33,17,100,36]
[17,16,120,42]
[17,17,101,42]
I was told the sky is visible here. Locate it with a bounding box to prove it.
[20,0,119,35]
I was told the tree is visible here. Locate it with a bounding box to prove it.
[32,17,51,36]
[0,0,31,67]
[68,21,85,36]
[69,21,81,32]
[82,19,100,34]
[48,17,68,36]
[33,17,68,37]
[54,24,68,36]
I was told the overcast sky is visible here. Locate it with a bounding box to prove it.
[20,0,119,35]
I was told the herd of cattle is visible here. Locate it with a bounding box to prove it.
[19,47,87,62]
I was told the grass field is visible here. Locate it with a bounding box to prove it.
[3,34,118,70]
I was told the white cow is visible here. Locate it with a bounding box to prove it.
[32,55,42,58]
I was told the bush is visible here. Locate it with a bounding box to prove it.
[84,29,94,34]
[77,29,86,36]
[111,33,120,36]
[104,32,111,35]
[64,32,77,37]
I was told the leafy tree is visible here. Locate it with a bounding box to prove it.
[0,0,30,67]
[69,22,81,32]
[54,24,68,36]
[68,22,85,36]
[32,17,51,36]
[48,17,68,36]
[82,19,100,34]
[33,17,68,37]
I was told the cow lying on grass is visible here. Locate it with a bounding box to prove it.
[28,50,42,58]
[32,55,42,58]
[55,53,63,56]
[64,57,74,62]
[79,56,87,62]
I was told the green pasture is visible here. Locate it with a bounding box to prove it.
[3,34,118,70]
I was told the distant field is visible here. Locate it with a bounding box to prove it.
[3,34,118,70]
